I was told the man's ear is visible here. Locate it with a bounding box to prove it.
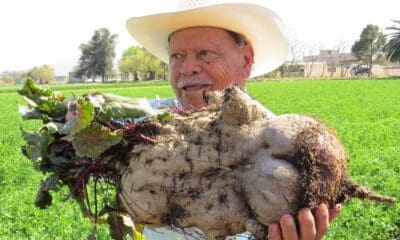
[240,44,254,79]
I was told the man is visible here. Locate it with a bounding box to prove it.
[126,1,341,239]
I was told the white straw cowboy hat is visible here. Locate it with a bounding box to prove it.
[126,0,289,78]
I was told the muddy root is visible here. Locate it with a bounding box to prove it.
[341,180,396,203]
[293,119,396,210]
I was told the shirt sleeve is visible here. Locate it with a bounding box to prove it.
[143,227,201,240]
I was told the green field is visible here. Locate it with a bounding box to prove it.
[1,79,399,239]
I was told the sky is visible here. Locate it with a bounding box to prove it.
[0,0,399,76]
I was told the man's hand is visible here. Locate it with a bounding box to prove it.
[268,203,341,240]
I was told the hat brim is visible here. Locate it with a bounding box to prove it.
[126,3,288,78]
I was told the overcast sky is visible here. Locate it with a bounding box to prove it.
[0,0,399,75]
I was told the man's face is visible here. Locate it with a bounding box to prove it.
[168,27,253,110]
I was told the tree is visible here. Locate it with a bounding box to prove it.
[118,46,143,81]
[141,49,165,80]
[303,43,320,78]
[76,28,118,82]
[0,75,15,84]
[25,64,55,83]
[335,40,353,77]
[1,70,25,83]
[383,20,400,63]
[351,24,386,77]
[288,36,305,65]
[118,46,168,81]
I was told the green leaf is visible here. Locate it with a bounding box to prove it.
[40,174,61,192]
[35,174,61,209]
[133,228,146,240]
[35,189,52,209]
[65,123,122,159]
[47,146,70,166]
[46,141,86,169]
[18,105,47,120]
[90,93,149,122]
[43,122,65,134]
[156,112,172,121]
[21,128,54,166]
[18,78,52,99]
[133,223,146,240]
[18,78,67,121]
[60,98,94,135]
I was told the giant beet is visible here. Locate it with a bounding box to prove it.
[18,80,395,240]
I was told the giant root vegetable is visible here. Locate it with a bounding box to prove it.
[18,79,395,240]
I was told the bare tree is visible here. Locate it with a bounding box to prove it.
[288,36,305,65]
[303,43,320,78]
[320,53,334,78]
[335,40,353,77]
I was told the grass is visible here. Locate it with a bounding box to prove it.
[0,79,399,239]
[0,80,171,93]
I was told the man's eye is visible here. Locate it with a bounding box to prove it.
[170,53,184,60]
[199,50,212,57]
[198,50,218,62]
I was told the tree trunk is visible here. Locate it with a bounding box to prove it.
[321,64,326,78]
[132,71,137,81]
[306,61,315,78]
[368,43,373,77]
[163,65,166,80]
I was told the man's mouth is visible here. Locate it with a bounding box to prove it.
[181,84,211,93]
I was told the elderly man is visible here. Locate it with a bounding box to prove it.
[126,1,341,239]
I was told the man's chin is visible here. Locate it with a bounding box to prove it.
[179,93,208,110]
[179,86,211,110]
[181,100,207,110]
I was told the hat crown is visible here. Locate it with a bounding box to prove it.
[177,0,219,10]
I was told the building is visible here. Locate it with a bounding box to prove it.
[302,50,400,77]
[55,76,67,84]
[303,50,358,77]
[68,71,125,83]
[68,72,82,83]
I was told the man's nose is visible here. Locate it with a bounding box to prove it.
[180,55,202,75]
